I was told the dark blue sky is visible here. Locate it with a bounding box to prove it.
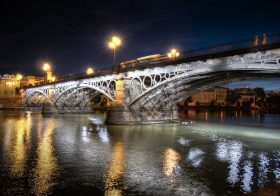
[225,78,280,90]
[0,0,280,75]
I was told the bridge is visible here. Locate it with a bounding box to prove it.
[24,34,280,124]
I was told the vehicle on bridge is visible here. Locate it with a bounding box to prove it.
[120,54,168,70]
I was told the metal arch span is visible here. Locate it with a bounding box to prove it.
[53,84,115,105]
[25,90,49,104]
[128,66,280,107]
[127,49,280,107]
[24,74,116,107]
[131,71,280,110]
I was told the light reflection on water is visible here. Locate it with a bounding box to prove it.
[104,142,124,196]
[163,148,180,177]
[0,111,280,195]
[32,118,59,195]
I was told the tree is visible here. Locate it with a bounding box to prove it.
[227,91,240,104]
[254,87,266,99]
[185,96,193,105]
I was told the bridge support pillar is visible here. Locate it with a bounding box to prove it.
[42,103,57,114]
[106,77,179,124]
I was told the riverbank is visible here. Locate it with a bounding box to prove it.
[178,105,280,114]
[0,107,42,112]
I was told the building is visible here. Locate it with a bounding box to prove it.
[0,74,21,99]
[215,87,228,105]
[0,74,23,108]
[21,76,45,87]
[189,87,228,106]
[235,88,255,107]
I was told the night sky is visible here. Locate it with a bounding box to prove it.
[1,0,280,76]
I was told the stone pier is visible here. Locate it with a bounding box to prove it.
[105,77,179,124]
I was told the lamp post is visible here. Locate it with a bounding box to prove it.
[108,36,122,72]
[167,48,180,60]
[42,63,52,83]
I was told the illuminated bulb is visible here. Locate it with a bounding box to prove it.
[112,36,121,46]
[108,42,116,49]
[87,67,94,75]
[43,63,51,71]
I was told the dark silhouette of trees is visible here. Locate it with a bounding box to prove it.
[227,91,240,104]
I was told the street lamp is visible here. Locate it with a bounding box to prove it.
[86,67,94,75]
[42,63,52,83]
[167,48,180,60]
[108,36,122,72]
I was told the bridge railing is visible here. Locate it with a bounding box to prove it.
[23,33,280,88]
[180,33,280,59]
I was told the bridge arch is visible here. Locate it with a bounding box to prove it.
[53,83,115,106]
[25,90,50,106]
[128,70,280,110]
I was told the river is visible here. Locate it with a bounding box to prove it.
[0,110,280,195]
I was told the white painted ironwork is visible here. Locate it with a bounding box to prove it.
[24,49,280,109]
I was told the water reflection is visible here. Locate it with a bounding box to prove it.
[227,141,243,185]
[9,115,32,177]
[1,112,280,195]
[258,152,269,188]
[97,126,110,143]
[32,119,59,195]
[273,151,280,183]
[10,120,27,176]
[242,160,253,192]
[104,142,125,196]
[163,148,180,177]
[187,148,204,167]
[215,140,246,185]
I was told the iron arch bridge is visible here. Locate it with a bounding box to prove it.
[25,75,116,110]
[24,48,280,124]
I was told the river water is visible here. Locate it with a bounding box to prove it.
[0,110,280,195]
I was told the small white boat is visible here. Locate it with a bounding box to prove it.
[88,117,104,125]
[180,120,195,125]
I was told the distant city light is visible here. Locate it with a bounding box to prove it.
[16,74,23,80]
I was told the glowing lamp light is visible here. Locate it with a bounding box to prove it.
[108,42,116,49]
[108,35,122,70]
[43,63,51,71]
[167,48,180,60]
[112,36,121,46]
[86,67,94,75]
[108,36,122,50]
